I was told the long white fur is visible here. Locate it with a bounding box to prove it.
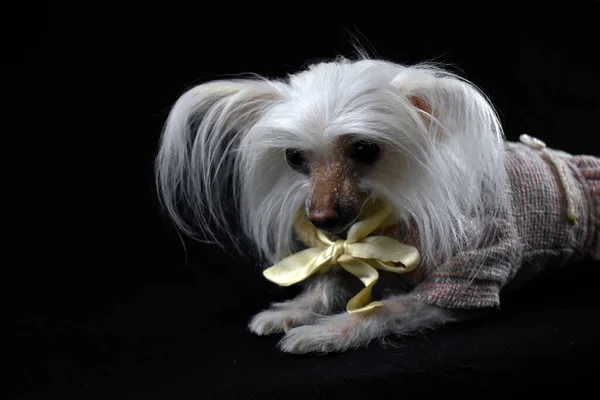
[155,56,510,271]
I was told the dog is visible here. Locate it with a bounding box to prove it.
[154,55,599,354]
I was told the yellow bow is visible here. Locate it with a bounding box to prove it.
[262,202,421,316]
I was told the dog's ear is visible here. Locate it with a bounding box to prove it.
[158,78,283,169]
[389,69,501,142]
[155,79,282,241]
[166,79,282,136]
[390,71,437,129]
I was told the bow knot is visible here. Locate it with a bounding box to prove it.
[328,239,350,263]
[262,202,422,316]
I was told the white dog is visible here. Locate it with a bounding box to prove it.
[155,55,599,354]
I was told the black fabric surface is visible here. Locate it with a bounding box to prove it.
[17,5,600,399]
[17,256,600,399]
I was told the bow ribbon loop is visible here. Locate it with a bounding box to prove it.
[262,201,422,316]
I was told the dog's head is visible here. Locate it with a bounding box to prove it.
[155,57,508,267]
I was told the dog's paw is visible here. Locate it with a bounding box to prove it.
[277,313,381,354]
[248,309,318,336]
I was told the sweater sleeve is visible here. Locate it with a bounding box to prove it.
[409,217,523,310]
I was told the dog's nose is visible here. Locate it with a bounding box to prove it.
[308,209,339,232]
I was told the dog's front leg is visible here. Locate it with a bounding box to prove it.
[277,221,519,354]
[248,270,355,336]
[277,292,467,354]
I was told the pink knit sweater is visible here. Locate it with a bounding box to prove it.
[410,139,599,309]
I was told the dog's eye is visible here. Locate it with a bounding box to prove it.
[350,140,380,165]
[285,149,306,172]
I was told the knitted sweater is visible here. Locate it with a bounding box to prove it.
[410,138,599,310]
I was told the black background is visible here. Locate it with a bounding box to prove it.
[15,3,600,399]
